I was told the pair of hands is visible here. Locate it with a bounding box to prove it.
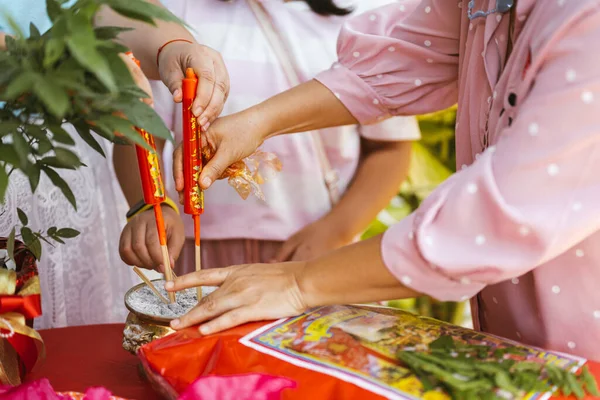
[120,204,352,271]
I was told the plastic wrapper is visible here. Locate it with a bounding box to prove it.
[138,305,600,400]
[201,146,282,201]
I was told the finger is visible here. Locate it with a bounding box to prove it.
[162,63,184,104]
[131,219,154,269]
[191,58,216,117]
[119,225,143,267]
[197,55,229,127]
[173,143,184,192]
[145,223,164,270]
[167,224,186,262]
[171,290,240,329]
[198,146,234,189]
[273,238,299,262]
[119,54,153,106]
[165,266,239,291]
[198,306,254,335]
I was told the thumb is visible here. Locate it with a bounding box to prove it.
[199,147,232,189]
[273,238,299,262]
[163,66,184,103]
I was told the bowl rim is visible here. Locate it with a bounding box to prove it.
[124,279,178,324]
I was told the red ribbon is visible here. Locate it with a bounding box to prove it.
[0,295,42,319]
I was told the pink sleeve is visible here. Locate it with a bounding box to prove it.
[380,11,600,302]
[315,0,461,125]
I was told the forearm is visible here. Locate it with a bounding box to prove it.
[298,235,419,307]
[247,80,358,140]
[323,140,412,242]
[94,0,195,79]
[113,144,143,207]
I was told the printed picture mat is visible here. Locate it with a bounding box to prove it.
[240,305,585,400]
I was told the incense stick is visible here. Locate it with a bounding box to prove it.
[193,214,202,301]
[133,266,169,304]
[154,204,177,303]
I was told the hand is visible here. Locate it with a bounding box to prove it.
[158,41,229,129]
[120,53,153,106]
[273,218,353,262]
[119,206,185,272]
[173,111,265,197]
[166,262,308,334]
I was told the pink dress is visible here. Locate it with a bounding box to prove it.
[151,0,420,271]
[316,0,600,361]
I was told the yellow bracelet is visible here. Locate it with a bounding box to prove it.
[126,197,180,222]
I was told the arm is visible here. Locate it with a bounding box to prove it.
[168,4,600,334]
[275,136,414,262]
[195,0,460,187]
[95,0,229,126]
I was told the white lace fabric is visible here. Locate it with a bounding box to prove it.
[0,124,139,329]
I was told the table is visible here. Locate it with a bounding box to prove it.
[27,324,160,400]
[24,324,600,400]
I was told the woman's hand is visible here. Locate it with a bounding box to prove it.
[119,206,185,272]
[173,111,265,196]
[120,53,154,106]
[273,218,353,262]
[166,262,309,335]
[158,41,229,127]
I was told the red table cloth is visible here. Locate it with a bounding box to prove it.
[26,324,160,400]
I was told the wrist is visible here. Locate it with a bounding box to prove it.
[319,212,360,244]
[295,260,321,310]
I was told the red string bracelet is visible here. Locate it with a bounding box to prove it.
[156,39,193,66]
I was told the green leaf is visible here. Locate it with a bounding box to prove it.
[0,121,21,137]
[25,163,42,193]
[565,371,585,399]
[115,98,171,141]
[74,123,105,157]
[36,136,54,155]
[0,144,19,166]
[17,208,28,225]
[0,165,8,204]
[93,26,133,40]
[101,49,135,86]
[582,366,600,397]
[12,131,30,168]
[51,235,65,245]
[55,228,80,238]
[429,335,455,350]
[21,227,42,260]
[44,37,66,68]
[3,72,36,100]
[48,124,76,146]
[7,227,15,261]
[55,147,84,168]
[29,23,41,38]
[33,75,70,118]
[105,0,185,26]
[47,227,57,236]
[42,166,77,209]
[66,14,116,92]
[46,0,62,22]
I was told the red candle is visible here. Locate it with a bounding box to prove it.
[182,68,204,216]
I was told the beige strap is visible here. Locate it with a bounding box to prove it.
[247,0,341,206]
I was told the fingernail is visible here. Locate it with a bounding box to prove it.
[173,89,181,98]
[165,281,175,290]
[199,325,209,335]
[202,122,210,131]
[193,107,203,117]
[199,117,208,127]
[171,319,180,328]
[201,177,212,188]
